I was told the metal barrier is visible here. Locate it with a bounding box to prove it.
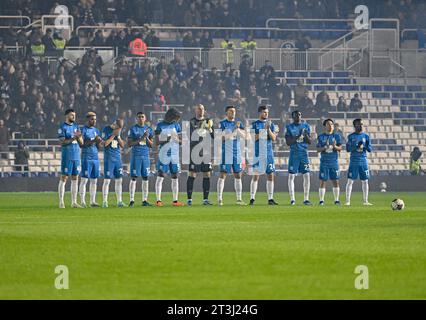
[0,15,31,28]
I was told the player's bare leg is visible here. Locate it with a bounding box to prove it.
[58,175,67,208]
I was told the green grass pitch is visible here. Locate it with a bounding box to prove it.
[0,191,425,299]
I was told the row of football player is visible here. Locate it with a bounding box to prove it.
[57,104,373,208]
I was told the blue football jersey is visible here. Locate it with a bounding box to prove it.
[251,119,278,159]
[346,132,372,165]
[155,121,181,157]
[219,118,245,158]
[128,124,154,158]
[81,126,100,161]
[317,133,342,166]
[285,122,311,156]
[58,122,81,161]
[102,125,122,160]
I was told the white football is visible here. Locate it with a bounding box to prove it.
[391,199,405,211]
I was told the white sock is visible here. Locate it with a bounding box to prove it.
[217,177,225,201]
[288,174,296,201]
[58,180,65,204]
[303,173,310,202]
[142,180,149,201]
[362,180,369,203]
[71,179,78,205]
[129,180,136,202]
[115,177,123,203]
[345,179,354,203]
[266,180,274,200]
[79,177,88,204]
[250,179,258,200]
[102,179,111,203]
[234,178,242,201]
[172,178,179,202]
[89,179,97,204]
[333,187,340,202]
[155,176,164,201]
[319,188,326,202]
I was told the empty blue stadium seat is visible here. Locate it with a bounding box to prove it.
[337,85,359,91]
[330,78,351,84]
[407,85,423,91]
[310,71,332,78]
[415,93,426,98]
[372,92,390,98]
[360,85,382,91]
[384,85,405,92]
[306,78,328,84]
[401,99,423,105]
[333,71,350,78]
[392,93,413,99]
[313,85,336,91]
[394,113,417,119]
[286,71,308,78]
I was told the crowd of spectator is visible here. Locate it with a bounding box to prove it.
[0,38,363,143]
[1,0,425,30]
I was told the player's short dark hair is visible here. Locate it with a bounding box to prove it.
[323,118,334,126]
[291,110,301,117]
[65,108,75,115]
[164,108,181,123]
[258,105,268,112]
[353,118,362,126]
[136,111,145,116]
[225,105,235,112]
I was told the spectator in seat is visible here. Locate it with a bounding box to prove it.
[228,89,247,119]
[336,96,348,111]
[349,93,363,112]
[270,90,288,118]
[14,141,29,172]
[294,79,307,106]
[152,87,166,111]
[275,79,292,111]
[297,91,314,116]
[410,147,423,175]
[333,122,346,144]
[85,74,103,97]
[314,91,332,117]
[200,30,214,50]
[0,119,8,159]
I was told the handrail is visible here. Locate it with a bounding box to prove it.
[0,15,31,28]
[265,18,354,28]
[76,25,282,34]
[41,14,74,33]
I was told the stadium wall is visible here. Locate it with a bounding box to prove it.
[0,175,424,193]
